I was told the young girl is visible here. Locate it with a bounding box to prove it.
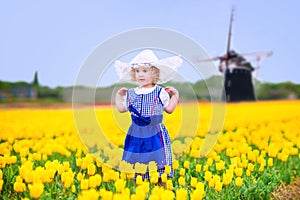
[114,49,182,180]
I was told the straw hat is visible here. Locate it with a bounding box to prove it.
[114,49,182,84]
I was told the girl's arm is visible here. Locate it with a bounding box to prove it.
[115,87,128,113]
[164,86,179,114]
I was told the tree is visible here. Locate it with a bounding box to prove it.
[33,71,40,97]
[33,71,39,86]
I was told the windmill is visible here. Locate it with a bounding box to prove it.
[198,7,273,102]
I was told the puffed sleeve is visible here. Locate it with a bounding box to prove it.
[160,88,170,108]
[123,92,128,111]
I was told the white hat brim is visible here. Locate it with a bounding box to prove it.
[155,56,182,84]
[114,54,183,84]
[114,60,132,83]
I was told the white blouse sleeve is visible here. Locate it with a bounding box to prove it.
[160,88,170,108]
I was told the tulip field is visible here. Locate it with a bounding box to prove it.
[0,100,300,199]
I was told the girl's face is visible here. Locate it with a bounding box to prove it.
[135,66,154,88]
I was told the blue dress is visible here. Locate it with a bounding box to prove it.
[122,85,173,178]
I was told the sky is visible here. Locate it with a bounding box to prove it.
[1,1,300,88]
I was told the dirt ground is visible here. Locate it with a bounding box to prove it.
[271,178,300,200]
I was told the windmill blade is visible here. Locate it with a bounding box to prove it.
[226,7,235,55]
[195,56,222,63]
[225,7,235,69]
[239,51,273,63]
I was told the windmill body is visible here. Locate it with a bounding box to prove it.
[219,51,256,102]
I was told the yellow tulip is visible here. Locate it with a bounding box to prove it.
[102,173,109,183]
[164,165,171,175]
[247,163,255,172]
[190,177,197,188]
[150,171,159,184]
[179,168,185,176]
[62,161,70,172]
[100,190,113,200]
[149,194,159,200]
[132,189,146,200]
[72,185,76,193]
[0,180,3,192]
[114,179,126,193]
[134,162,147,175]
[203,164,209,172]
[234,167,243,177]
[14,181,26,192]
[183,161,190,169]
[176,188,188,200]
[259,164,265,172]
[88,176,98,189]
[172,160,179,170]
[87,163,96,176]
[213,175,221,184]
[42,154,48,161]
[148,161,157,172]
[161,173,168,183]
[235,177,243,187]
[80,179,89,190]
[78,189,99,200]
[204,171,212,182]
[246,169,251,177]
[190,188,204,200]
[136,175,143,185]
[195,164,202,173]
[215,180,223,192]
[7,155,17,164]
[178,176,185,186]
[216,161,225,171]
[161,190,175,200]
[267,158,273,167]
[77,172,83,181]
[206,158,213,166]
[33,153,41,161]
[166,179,173,190]
[28,182,44,199]
[290,147,298,156]
[222,173,232,186]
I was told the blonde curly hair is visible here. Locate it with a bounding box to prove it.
[130,66,160,84]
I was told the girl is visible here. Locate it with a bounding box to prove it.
[115,49,182,180]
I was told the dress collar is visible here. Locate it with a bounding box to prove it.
[134,85,157,94]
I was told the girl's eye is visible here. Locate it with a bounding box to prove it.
[136,70,139,73]
[143,70,147,73]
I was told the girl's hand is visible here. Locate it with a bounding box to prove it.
[165,86,179,96]
[164,86,179,114]
[117,88,128,96]
[115,88,128,113]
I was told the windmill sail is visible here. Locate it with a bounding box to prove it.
[226,7,234,65]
